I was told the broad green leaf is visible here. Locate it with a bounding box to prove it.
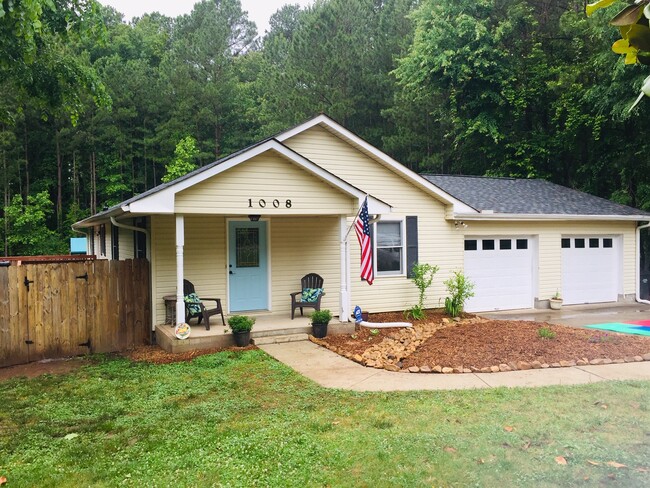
[610,4,645,26]
[586,0,619,17]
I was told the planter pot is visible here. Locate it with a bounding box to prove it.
[312,323,328,339]
[232,331,251,347]
[549,298,563,310]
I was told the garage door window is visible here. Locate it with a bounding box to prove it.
[500,239,512,250]
[604,238,613,248]
[589,238,599,248]
[465,240,477,251]
[376,221,403,275]
[482,239,495,250]
[516,239,528,249]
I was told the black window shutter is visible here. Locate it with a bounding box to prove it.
[111,225,120,260]
[406,216,418,278]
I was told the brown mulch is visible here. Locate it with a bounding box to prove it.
[121,344,258,364]
[319,309,650,370]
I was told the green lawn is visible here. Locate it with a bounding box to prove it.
[2,350,650,487]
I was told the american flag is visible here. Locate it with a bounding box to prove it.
[354,197,374,285]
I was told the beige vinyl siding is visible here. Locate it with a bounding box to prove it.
[285,125,463,313]
[151,215,228,325]
[119,228,135,260]
[462,220,637,301]
[91,223,111,260]
[175,151,355,216]
[269,217,340,314]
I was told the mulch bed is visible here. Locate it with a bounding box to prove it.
[121,344,258,364]
[316,309,650,372]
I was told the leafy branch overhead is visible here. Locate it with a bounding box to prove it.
[587,0,650,66]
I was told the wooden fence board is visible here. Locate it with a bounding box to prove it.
[0,259,150,367]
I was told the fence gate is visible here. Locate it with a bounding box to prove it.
[0,259,150,368]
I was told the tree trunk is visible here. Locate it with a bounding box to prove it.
[23,123,29,197]
[56,129,63,229]
[90,152,97,215]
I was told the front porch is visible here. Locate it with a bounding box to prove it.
[155,312,355,353]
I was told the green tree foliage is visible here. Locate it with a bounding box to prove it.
[4,191,65,255]
[162,136,199,183]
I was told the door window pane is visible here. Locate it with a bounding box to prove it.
[236,228,259,267]
[589,238,599,248]
[464,240,477,251]
[575,238,585,248]
[516,239,528,250]
[482,239,495,250]
[561,238,570,248]
[603,238,613,248]
[500,239,511,250]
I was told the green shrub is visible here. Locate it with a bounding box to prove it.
[538,326,556,339]
[404,305,426,320]
[443,271,475,317]
[310,309,332,325]
[227,315,255,333]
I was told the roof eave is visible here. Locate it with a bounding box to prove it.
[451,213,650,222]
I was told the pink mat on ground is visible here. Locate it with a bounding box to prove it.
[626,320,650,326]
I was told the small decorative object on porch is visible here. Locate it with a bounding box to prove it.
[549,290,563,310]
[310,309,333,338]
[174,322,191,340]
[227,315,255,347]
[353,305,412,328]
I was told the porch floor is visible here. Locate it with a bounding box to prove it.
[155,312,354,354]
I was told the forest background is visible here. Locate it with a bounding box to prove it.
[1,0,648,255]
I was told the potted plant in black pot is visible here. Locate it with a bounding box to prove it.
[227,315,255,347]
[310,309,332,338]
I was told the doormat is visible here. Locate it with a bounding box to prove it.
[584,323,650,336]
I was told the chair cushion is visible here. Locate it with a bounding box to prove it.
[301,287,323,303]
[184,292,202,315]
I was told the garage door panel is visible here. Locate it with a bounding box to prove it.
[562,237,618,305]
[464,237,533,312]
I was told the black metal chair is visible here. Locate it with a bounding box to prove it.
[290,273,324,319]
[183,279,225,330]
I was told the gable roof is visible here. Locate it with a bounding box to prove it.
[73,137,392,228]
[275,114,476,214]
[423,174,650,221]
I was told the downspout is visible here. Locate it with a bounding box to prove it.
[111,216,154,343]
[637,222,650,305]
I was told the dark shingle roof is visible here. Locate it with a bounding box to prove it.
[422,175,650,217]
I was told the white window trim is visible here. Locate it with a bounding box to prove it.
[374,218,406,277]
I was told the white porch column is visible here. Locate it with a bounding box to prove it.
[176,215,186,324]
[339,216,351,322]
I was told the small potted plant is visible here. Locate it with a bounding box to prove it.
[310,309,332,338]
[549,290,563,310]
[227,315,255,347]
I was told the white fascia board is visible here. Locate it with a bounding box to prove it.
[73,208,125,229]
[452,213,650,222]
[276,115,476,215]
[126,139,391,215]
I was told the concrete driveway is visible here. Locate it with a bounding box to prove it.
[479,301,650,327]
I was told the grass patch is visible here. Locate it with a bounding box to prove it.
[1,350,650,487]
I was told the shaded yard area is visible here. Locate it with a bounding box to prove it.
[1,350,650,487]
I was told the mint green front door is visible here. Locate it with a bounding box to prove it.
[228,221,268,312]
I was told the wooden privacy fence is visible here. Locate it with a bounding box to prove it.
[0,259,151,368]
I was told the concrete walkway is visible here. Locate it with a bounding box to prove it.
[259,340,650,392]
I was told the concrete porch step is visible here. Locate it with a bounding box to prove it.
[252,333,310,346]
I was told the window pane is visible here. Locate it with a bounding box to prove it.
[561,238,570,248]
[377,222,401,247]
[377,247,402,272]
[516,239,528,250]
[589,238,599,248]
[500,239,511,250]
[236,228,259,267]
[482,239,495,250]
[603,238,613,248]
[575,238,585,248]
[464,240,477,251]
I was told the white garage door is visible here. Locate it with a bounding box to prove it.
[464,237,534,312]
[562,237,618,305]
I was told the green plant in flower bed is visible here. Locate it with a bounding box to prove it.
[3,352,650,487]
[589,332,620,344]
[538,326,556,339]
[444,271,475,317]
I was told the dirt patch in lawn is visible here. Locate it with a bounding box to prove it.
[0,358,89,382]
[315,310,650,372]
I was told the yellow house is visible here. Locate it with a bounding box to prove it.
[73,114,650,335]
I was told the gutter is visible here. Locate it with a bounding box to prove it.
[110,216,149,239]
[452,213,650,222]
[637,222,650,305]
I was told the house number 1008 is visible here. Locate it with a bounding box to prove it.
[248,198,292,209]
